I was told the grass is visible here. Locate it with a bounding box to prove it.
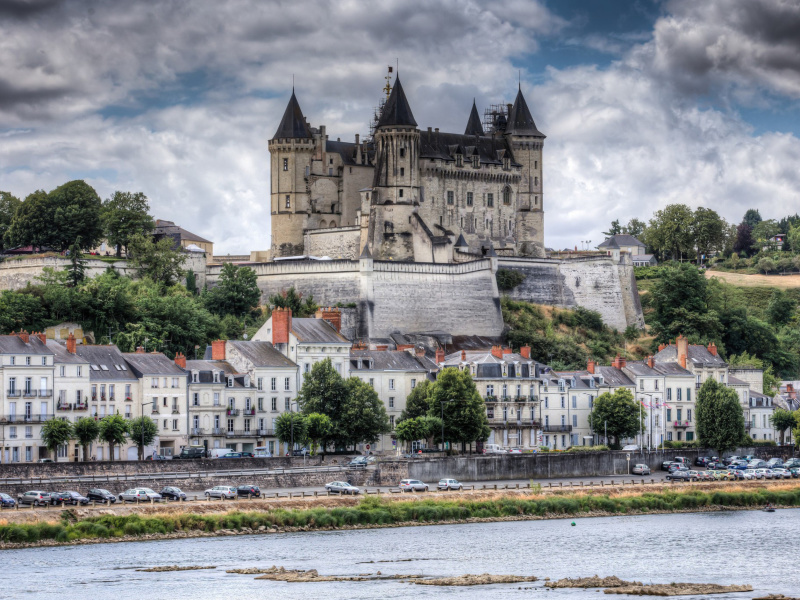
[3,485,800,546]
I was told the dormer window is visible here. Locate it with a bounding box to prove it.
[456,154,463,167]
[213,372,220,383]
[192,372,198,383]
[227,377,233,388]
[244,375,250,388]
[503,156,510,170]
[472,155,479,168]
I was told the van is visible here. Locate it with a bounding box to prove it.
[253,446,272,458]
[174,446,206,460]
[483,444,508,454]
[209,448,235,459]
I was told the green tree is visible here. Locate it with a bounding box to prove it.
[400,379,432,421]
[752,219,780,249]
[757,257,776,274]
[394,416,430,452]
[496,269,526,292]
[338,377,391,448]
[305,413,332,456]
[297,358,348,449]
[770,409,797,447]
[427,368,490,451]
[0,291,46,333]
[588,388,643,449]
[3,190,51,250]
[646,203,694,261]
[185,270,198,294]
[0,191,21,252]
[40,418,73,459]
[268,286,318,317]
[733,223,755,257]
[204,263,261,317]
[649,263,721,343]
[696,378,746,457]
[624,218,646,238]
[97,414,129,461]
[65,237,87,287]
[767,290,796,326]
[603,219,622,237]
[101,191,154,257]
[788,224,800,254]
[743,209,762,229]
[47,180,104,251]
[275,412,308,452]
[74,417,100,462]
[129,416,159,460]
[692,207,726,263]
[127,233,186,286]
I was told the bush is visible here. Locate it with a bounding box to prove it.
[566,445,609,452]
[496,269,526,292]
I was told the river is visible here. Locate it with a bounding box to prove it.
[3,509,796,598]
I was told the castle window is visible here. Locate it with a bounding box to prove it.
[399,148,405,158]
[534,196,538,206]
[467,192,473,206]
[399,189,404,198]
[503,157,509,170]
[472,156,479,168]
[535,176,539,186]
[456,154,463,167]
[447,191,454,205]
[503,187,511,205]
[328,168,333,176]
[400,167,404,177]
[487,193,494,207]
[283,158,288,171]
[329,158,333,165]
[535,161,538,169]
[305,166,309,177]
[285,195,291,209]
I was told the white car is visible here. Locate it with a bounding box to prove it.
[754,468,771,480]
[205,485,237,499]
[622,445,640,451]
[399,479,428,492]
[324,481,360,495]
[438,478,463,491]
[743,469,757,480]
[118,488,162,502]
[771,468,791,480]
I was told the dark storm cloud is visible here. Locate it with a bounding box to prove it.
[0,0,60,19]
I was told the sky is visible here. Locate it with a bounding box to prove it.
[1,0,800,254]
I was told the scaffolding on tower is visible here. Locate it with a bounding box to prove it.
[368,66,394,140]
[483,103,508,134]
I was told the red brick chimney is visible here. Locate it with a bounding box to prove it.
[587,359,595,374]
[211,340,226,361]
[135,346,145,354]
[36,332,47,344]
[647,356,655,369]
[435,348,445,364]
[174,352,186,369]
[611,354,627,369]
[18,330,30,344]
[66,333,77,355]
[315,306,341,333]
[676,334,689,369]
[415,346,426,358]
[520,346,531,359]
[502,347,512,355]
[707,342,717,356]
[491,345,503,359]
[397,344,413,351]
[658,343,666,352]
[272,307,292,345]
[461,350,467,361]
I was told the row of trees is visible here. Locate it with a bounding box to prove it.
[1,183,154,255]
[40,415,158,462]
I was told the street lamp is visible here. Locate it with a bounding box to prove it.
[440,399,455,453]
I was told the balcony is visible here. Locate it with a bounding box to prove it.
[125,397,133,402]
[745,422,752,430]
[484,396,498,403]
[38,389,53,398]
[243,408,256,416]
[22,390,36,398]
[2,414,54,424]
[190,427,205,436]
[673,421,690,429]
[542,424,573,433]
[7,390,20,398]
[226,408,240,416]
[56,402,73,411]
[109,395,115,402]
[210,427,225,436]
[100,394,106,402]
[226,429,246,437]
[74,403,88,411]
[172,408,180,414]
[256,429,274,436]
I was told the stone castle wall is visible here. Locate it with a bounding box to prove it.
[303,225,360,259]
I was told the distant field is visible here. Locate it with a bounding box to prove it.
[705,270,800,289]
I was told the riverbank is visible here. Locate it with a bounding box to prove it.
[2,481,799,549]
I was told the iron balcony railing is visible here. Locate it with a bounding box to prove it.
[242,408,256,416]
[672,421,691,429]
[7,390,20,398]
[226,429,247,437]
[210,427,225,436]
[190,428,205,436]
[38,390,53,398]
[256,429,274,436]
[542,424,573,433]
[226,408,240,416]
[2,414,55,423]
[56,402,72,411]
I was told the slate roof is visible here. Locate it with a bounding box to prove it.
[291,318,350,344]
[376,76,417,128]
[272,90,312,139]
[624,360,693,377]
[419,129,520,166]
[359,243,372,259]
[350,350,430,372]
[46,340,87,364]
[123,353,186,377]
[154,220,212,244]
[505,87,545,137]
[727,375,749,386]
[0,335,52,355]
[74,345,137,381]
[454,233,468,248]
[325,139,375,166]
[598,234,644,249]
[594,366,635,387]
[227,341,297,368]
[653,344,728,367]
[632,254,655,261]
[184,360,238,384]
[464,100,485,136]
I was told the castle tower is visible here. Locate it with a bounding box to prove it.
[268,90,315,257]
[370,76,420,260]
[465,99,485,136]
[505,86,546,257]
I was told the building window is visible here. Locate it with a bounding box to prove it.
[399,148,405,158]
[503,187,511,205]
[400,167,404,176]
[390,415,395,429]
[560,397,565,409]
[467,192,473,207]
[369,378,374,388]
[389,379,395,390]
[10,356,14,365]
[172,419,178,431]
[244,419,251,433]
[271,398,277,411]
[285,195,291,208]
[193,393,199,406]
[77,366,82,377]
[410,379,416,389]
[687,409,692,422]
[655,380,659,390]
[572,415,577,427]
[271,378,277,391]
[284,377,291,391]
[686,388,692,402]
[389,397,394,408]
[285,398,290,411]
[572,396,577,409]
[257,378,263,391]
[447,191,454,205]
[283,158,288,171]
[487,193,493,207]
[42,356,47,365]
[399,189,403,198]
[213,392,220,406]
[258,397,264,411]
[60,366,65,377]
[26,356,30,365]
[227,419,234,433]
[456,154,463,167]
[666,388,672,400]
[677,388,682,401]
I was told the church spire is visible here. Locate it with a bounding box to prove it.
[376,75,417,128]
[505,87,545,137]
[464,99,484,136]
[272,89,312,140]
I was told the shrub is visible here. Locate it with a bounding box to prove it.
[496,269,526,292]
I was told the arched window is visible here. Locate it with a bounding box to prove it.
[503,186,511,205]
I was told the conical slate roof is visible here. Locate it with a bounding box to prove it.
[454,233,468,248]
[359,243,372,259]
[376,76,417,128]
[464,100,484,136]
[505,86,545,137]
[272,90,312,140]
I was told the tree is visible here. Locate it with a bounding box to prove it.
[129,416,159,460]
[74,417,100,461]
[757,257,775,274]
[40,418,73,458]
[788,224,800,254]
[496,268,526,292]
[743,209,762,229]
[65,237,87,287]
[649,263,721,343]
[602,219,622,237]
[275,412,308,453]
[395,416,430,452]
[0,290,46,334]
[624,218,646,238]
[338,377,391,448]
[47,180,104,251]
[204,263,261,317]
[268,286,318,317]
[0,191,21,252]
[696,378,745,457]
[127,233,186,286]
[770,409,797,446]
[97,414,129,461]
[297,358,349,449]
[101,191,154,257]
[588,388,643,449]
[185,270,198,294]
[305,413,332,456]
[733,223,755,256]
[767,290,795,326]
[401,379,432,421]
[692,207,726,263]
[752,219,780,249]
[646,204,694,261]
[3,190,52,250]
[427,367,489,451]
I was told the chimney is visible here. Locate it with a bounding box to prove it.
[135,346,145,354]
[315,306,341,333]
[647,356,655,369]
[66,333,77,355]
[491,345,503,359]
[461,350,467,361]
[611,354,627,369]
[36,332,47,344]
[415,346,426,358]
[520,346,531,359]
[355,133,359,145]
[174,352,186,369]
[658,343,666,352]
[587,359,595,374]
[506,103,513,115]
[272,307,292,344]
[435,348,445,364]
[211,340,226,361]
[502,347,512,355]
[676,334,688,368]
[397,344,413,351]
[707,343,717,356]
[18,330,30,344]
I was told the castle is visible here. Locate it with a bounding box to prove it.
[269,75,545,262]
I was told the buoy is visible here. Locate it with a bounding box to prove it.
[571,521,576,526]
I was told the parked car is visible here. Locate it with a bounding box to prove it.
[723,470,745,481]
[160,487,187,501]
[695,456,712,467]
[17,491,51,506]
[783,458,800,469]
[789,467,800,478]
[666,470,694,482]
[86,488,117,503]
[743,455,756,461]
[50,491,90,506]
[0,493,16,508]
[767,458,784,469]
[742,469,757,480]
[770,468,791,480]
[399,479,429,492]
[438,479,463,490]
[723,455,742,465]
[348,456,375,468]
[622,444,640,451]
[146,454,167,461]
[118,488,162,502]
[661,460,675,471]
[632,464,651,476]
[748,460,768,469]
[37,458,54,463]
[728,462,748,471]
[754,468,772,480]
[696,471,715,482]
[236,485,261,498]
[240,452,255,458]
[204,486,237,499]
[325,481,360,495]
[220,452,243,459]
[667,463,686,473]
[174,446,207,459]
